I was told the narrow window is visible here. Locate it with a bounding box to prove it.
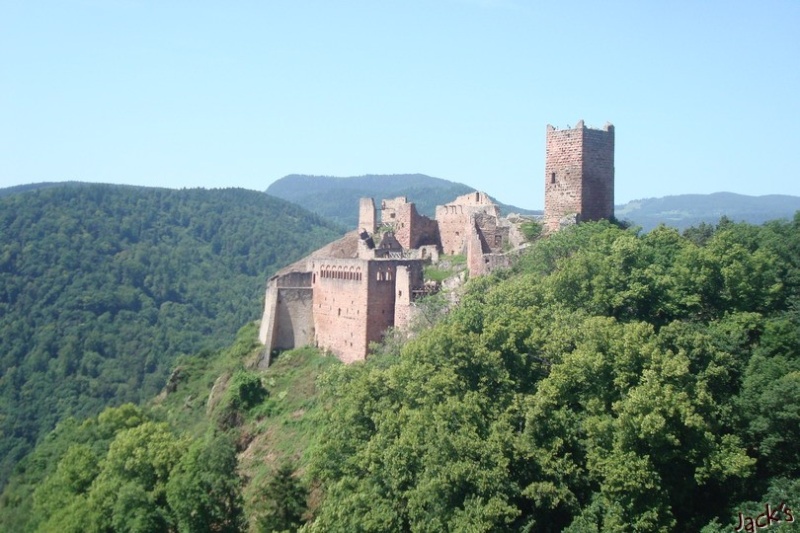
[551,172,556,184]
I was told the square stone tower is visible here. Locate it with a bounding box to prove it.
[544,120,614,232]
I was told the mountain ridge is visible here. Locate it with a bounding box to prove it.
[265,173,541,228]
[616,191,800,231]
[8,180,798,234]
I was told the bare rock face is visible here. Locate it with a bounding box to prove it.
[559,213,580,229]
[164,367,183,394]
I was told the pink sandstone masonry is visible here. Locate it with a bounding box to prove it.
[258,192,508,365]
[435,192,501,255]
[310,257,422,364]
[544,120,614,232]
[259,120,615,365]
[380,197,440,250]
[358,197,377,234]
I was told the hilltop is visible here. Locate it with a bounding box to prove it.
[266,174,800,233]
[616,192,800,231]
[266,174,541,227]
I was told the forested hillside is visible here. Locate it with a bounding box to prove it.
[306,215,800,531]
[266,174,540,227]
[0,184,343,488]
[2,213,798,532]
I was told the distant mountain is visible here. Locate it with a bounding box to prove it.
[0,183,342,488]
[0,181,87,197]
[617,192,800,232]
[266,174,540,228]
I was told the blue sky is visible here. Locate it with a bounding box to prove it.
[2,0,798,209]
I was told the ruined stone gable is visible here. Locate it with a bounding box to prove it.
[359,197,377,233]
[435,192,501,255]
[380,197,440,250]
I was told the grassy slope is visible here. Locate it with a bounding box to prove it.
[0,321,339,531]
[148,323,339,527]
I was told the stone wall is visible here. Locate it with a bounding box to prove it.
[381,197,440,250]
[544,120,614,232]
[364,261,400,358]
[436,192,501,255]
[311,258,370,364]
[465,213,512,277]
[391,262,424,331]
[310,257,425,363]
[393,265,413,331]
[358,197,377,233]
[473,212,508,253]
[257,278,279,361]
[466,220,487,277]
[581,125,615,221]
[272,288,313,351]
[257,271,314,368]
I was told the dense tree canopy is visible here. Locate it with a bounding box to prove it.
[0,184,342,487]
[308,215,800,531]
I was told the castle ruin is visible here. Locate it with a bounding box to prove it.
[259,120,615,365]
[258,192,512,365]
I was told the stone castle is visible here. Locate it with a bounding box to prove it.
[258,121,614,365]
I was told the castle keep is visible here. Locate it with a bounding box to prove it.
[259,120,615,365]
[544,120,615,232]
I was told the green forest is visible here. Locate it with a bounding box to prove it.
[0,184,343,488]
[1,196,799,531]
